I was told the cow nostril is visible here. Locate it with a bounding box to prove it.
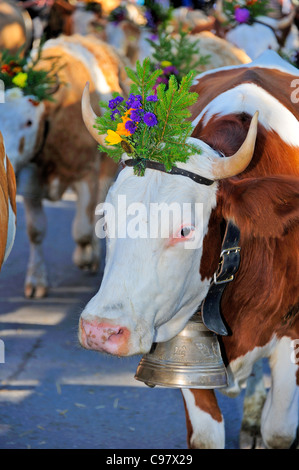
[107,328,124,340]
[80,320,130,355]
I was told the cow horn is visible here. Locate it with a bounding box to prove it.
[214,0,229,23]
[81,82,105,146]
[212,111,259,180]
[275,11,295,29]
[47,74,60,96]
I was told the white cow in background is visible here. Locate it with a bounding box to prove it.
[215,0,299,59]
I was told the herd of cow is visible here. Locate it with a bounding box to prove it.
[0,0,298,450]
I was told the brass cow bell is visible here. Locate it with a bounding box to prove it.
[135,313,228,389]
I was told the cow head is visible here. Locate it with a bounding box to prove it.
[0,89,46,173]
[78,85,259,356]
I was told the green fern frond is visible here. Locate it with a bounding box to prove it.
[95,58,200,176]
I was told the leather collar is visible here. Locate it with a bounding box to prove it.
[124,159,214,186]
[200,220,241,336]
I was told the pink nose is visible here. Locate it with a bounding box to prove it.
[79,318,130,355]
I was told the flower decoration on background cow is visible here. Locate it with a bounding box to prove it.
[91,58,199,177]
[0,35,130,298]
[146,27,210,89]
[143,0,173,34]
[0,44,61,104]
[214,0,296,60]
[221,0,271,26]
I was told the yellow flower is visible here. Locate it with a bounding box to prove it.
[161,60,172,68]
[124,108,134,117]
[12,72,28,88]
[116,116,132,137]
[105,129,123,145]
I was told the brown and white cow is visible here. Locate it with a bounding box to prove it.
[78,50,299,448]
[0,34,129,298]
[0,131,16,271]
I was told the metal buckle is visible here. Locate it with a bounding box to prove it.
[214,273,234,285]
[220,246,241,258]
[213,247,241,285]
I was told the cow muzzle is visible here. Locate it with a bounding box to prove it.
[79,318,131,356]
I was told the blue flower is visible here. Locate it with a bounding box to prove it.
[125,120,137,134]
[130,99,142,109]
[163,65,179,75]
[126,94,143,109]
[146,95,158,102]
[143,112,158,127]
[130,109,143,121]
[108,96,124,109]
[126,94,136,108]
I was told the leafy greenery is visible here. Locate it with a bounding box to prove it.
[279,50,299,69]
[223,0,271,25]
[146,26,210,85]
[95,58,200,176]
[0,42,63,102]
[144,0,173,31]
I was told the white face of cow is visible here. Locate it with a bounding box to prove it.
[79,88,258,357]
[79,144,220,356]
[0,90,45,173]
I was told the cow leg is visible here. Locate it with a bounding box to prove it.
[181,389,225,449]
[23,195,48,298]
[261,337,299,449]
[239,360,267,449]
[71,172,100,273]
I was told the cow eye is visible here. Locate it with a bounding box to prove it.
[25,120,32,127]
[181,226,193,237]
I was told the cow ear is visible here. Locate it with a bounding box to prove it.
[221,176,299,239]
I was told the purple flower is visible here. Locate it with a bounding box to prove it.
[108,96,124,109]
[125,120,137,134]
[145,10,155,29]
[130,109,143,122]
[163,65,179,75]
[126,94,142,109]
[111,109,121,121]
[146,95,158,102]
[125,94,135,107]
[153,76,169,93]
[143,112,158,127]
[234,7,250,23]
[156,76,168,85]
[131,100,142,109]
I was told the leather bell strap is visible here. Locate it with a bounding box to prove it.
[201,221,241,336]
[124,159,214,186]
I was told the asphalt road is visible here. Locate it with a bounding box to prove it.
[0,195,251,450]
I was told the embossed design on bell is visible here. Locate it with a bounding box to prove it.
[134,314,228,389]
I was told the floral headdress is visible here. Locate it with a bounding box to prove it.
[95,58,199,176]
[0,42,63,102]
[108,5,128,24]
[146,27,210,89]
[222,0,271,25]
[143,0,173,33]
